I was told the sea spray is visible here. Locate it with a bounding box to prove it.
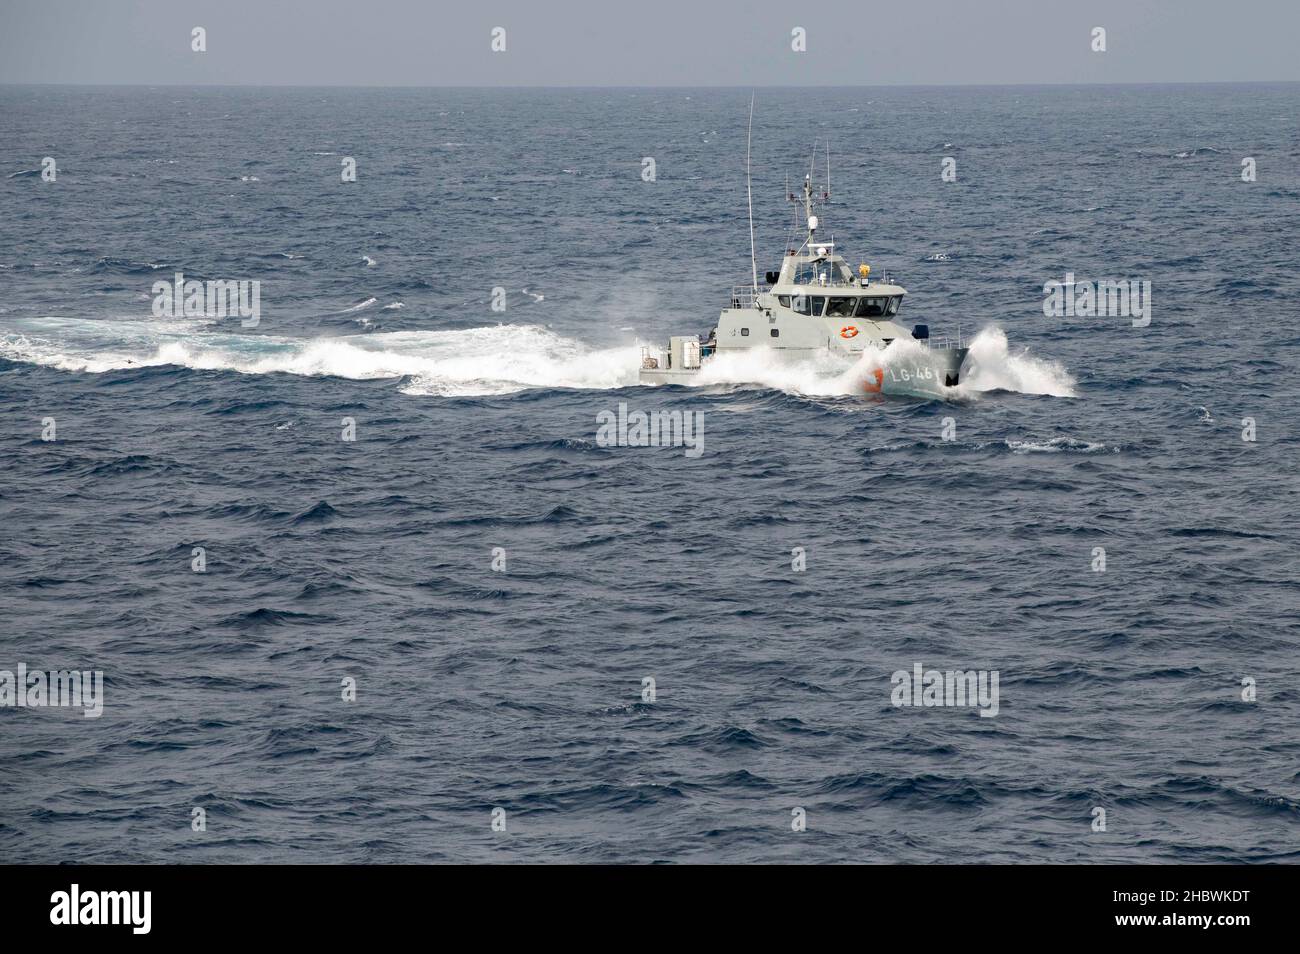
[956,326,1076,398]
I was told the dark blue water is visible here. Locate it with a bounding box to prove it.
[2,85,1298,863]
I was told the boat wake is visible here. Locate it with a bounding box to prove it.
[0,317,641,397]
[0,318,1073,399]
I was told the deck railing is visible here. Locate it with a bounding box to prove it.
[727,285,760,309]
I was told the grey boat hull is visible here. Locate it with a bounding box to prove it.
[874,346,969,398]
[639,345,970,399]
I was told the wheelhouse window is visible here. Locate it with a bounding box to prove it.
[856,297,889,318]
[778,295,791,308]
[825,297,856,318]
[792,295,824,316]
[886,296,901,316]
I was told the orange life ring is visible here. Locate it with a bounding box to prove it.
[863,369,884,394]
[840,326,859,339]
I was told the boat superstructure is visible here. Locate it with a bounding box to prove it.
[639,137,969,398]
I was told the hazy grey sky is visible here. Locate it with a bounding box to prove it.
[1,0,1297,87]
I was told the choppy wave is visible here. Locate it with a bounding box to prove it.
[2,82,1295,867]
[1005,437,1108,454]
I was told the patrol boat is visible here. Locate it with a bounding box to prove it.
[639,137,969,398]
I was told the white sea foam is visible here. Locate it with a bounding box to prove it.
[956,326,1076,398]
[0,318,1074,401]
[688,345,871,397]
[399,326,640,396]
[0,318,640,396]
[1004,437,1109,454]
[653,331,1074,400]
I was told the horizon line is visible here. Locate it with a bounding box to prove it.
[2,79,1299,91]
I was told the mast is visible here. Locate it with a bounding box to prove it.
[789,142,829,253]
[803,173,817,248]
[825,140,830,205]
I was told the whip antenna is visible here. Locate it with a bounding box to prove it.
[746,92,758,295]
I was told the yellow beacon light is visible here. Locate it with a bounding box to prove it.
[859,264,870,278]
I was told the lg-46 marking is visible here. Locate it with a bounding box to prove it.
[886,365,936,383]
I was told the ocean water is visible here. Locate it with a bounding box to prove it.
[1,85,1298,864]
